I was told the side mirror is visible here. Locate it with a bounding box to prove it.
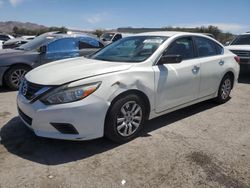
[38,45,47,53]
[157,54,182,65]
[225,41,230,46]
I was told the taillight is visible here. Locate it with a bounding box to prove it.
[234,56,240,64]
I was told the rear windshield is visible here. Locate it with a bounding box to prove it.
[231,35,250,45]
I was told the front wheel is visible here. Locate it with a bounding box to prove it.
[215,75,233,104]
[105,94,146,143]
[4,65,30,90]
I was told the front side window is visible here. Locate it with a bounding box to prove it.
[231,35,250,45]
[195,37,217,57]
[47,38,78,53]
[165,37,194,60]
[91,36,167,63]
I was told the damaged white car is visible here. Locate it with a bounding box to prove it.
[17,32,240,143]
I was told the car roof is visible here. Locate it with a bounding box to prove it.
[135,31,212,38]
[40,31,100,40]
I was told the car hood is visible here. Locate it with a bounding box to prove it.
[25,57,133,85]
[226,45,250,51]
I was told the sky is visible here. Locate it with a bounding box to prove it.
[0,0,250,34]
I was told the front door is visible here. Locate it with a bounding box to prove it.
[154,37,201,113]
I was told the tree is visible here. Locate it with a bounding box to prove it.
[93,29,104,37]
[13,26,19,35]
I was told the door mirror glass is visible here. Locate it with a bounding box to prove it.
[157,54,182,65]
[38,45,47,53]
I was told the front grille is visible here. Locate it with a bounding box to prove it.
[18,108,32,126]
[231,50,250,58]
[24,81,44,100]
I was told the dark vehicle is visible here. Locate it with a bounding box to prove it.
[2,36,35,49]
[0,32,104,90]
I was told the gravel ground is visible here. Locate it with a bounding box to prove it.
[0,74,249,188]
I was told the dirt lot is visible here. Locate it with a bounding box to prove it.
[0,74,250,188]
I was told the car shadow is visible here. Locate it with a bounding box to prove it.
[0,86,11,93]
[0,100,219,165]
[238,72,250,84]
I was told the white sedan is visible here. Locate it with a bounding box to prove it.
[17,32,240,143]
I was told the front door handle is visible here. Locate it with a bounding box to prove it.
[192,65,200,74]
[219,60,224,65]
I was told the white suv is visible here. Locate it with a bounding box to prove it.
[17,32,240,143]
[226,32,250,72]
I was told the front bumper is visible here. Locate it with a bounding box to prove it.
[17,93,110,140]
[0,66,8,86]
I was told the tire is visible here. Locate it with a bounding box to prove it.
[4,65,30,90]
[105,94,147,143]
[215,74,233,104]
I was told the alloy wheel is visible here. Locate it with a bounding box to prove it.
[221,78,231,100]
[10,69,27,88]
[116,101,143,137]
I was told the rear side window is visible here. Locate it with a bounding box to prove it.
[78,37,103,49]
[47,38,78,53]
[195,37,218,57]
[231,35,250,45]
[215,43,224,55]
[165,37,195,60]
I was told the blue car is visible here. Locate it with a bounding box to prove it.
[0,31,104,90]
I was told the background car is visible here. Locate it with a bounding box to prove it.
[0,32,104,90]
[0,33,15,49]
[17,32,239,143]
[2,36,35,49]
[100,32,132,45]
[226,32,250,72]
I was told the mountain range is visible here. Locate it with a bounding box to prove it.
[0,21,47,33]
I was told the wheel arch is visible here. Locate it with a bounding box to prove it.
[105,89,151,123]
[3,63,32,86]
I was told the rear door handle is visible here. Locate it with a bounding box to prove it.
[219,60,224,65]
[192,65,200,74]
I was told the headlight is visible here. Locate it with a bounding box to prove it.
[40,82,101,105]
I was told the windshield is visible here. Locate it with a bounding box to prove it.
[101,33,115,41]
[91,36,167,62]
[231,35,250,45]
[17,34,55,51]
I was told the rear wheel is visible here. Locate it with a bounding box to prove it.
[105,94,146,143]
[215,74,233,104]
[4,65,30,90]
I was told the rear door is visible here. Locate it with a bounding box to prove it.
[154,37,201,113]
[194,37,225,98]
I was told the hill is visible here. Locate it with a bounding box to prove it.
[0,21,47,34]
